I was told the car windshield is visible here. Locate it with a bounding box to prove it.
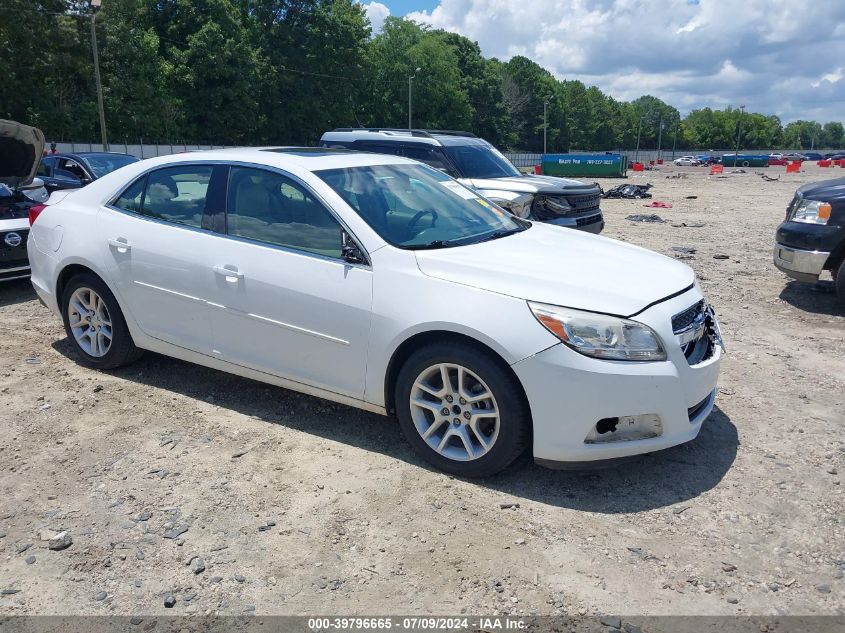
[441,143,521,179]
[315,163,527,249]
[81,154,139,178]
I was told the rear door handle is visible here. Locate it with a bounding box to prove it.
[213,265,244,281]
[108,237,131,252]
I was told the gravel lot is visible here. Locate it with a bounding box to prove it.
[0,164,843,618]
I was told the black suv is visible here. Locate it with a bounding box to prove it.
[320,128,604,233]
[774,178,845,303]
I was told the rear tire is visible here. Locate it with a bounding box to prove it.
[61,272,142,369]
[395,342,530,477]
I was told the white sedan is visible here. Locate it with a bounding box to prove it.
[27,148,722,476]
[673,156,701,166]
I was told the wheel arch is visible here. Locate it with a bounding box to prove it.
[55,261,109,304]
[54,260,137,337]
[383,330,531,418]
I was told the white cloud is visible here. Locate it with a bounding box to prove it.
[811,67,843,88]
[406,0,845,123]
[362,2,390,35]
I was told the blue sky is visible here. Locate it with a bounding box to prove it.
[378,1,438,14]
[362,0,845,124]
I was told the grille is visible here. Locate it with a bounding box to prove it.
[533,191,602,220]
[562,193,602,214]
[0,228,29,267]
[672,300,705,333]
[576,214,603,227]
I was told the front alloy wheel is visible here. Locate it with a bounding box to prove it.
[409,363,500,461]
[395,342,530,477]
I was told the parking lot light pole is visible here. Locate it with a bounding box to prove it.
[90,0,108,151]
[543,98,550,155]
[408,67,421,131]
[734,104,745,161]
[656,117,664,162]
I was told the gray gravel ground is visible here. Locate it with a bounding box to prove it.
[0,164,843,617]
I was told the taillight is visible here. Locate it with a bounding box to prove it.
[28,204,47,226]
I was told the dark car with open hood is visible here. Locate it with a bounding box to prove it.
[774,177,845,303]
[0,119,49,282]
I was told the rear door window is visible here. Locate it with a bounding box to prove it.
[113,176,146,213]
[401,146,456,175]
[37,158,53,177]
[141,166,213,228]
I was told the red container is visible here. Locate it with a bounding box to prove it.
[657,159,664,165]
[649,160,655,166]
[709,164,724,175]
[786,162,800,173]
[632,162,644,172]
[818,160,832,167]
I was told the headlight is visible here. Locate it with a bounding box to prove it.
[488,194,533,219]
[528,302,667,361]
[789,199,831,225]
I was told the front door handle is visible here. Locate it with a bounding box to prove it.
[213,265,244,281]
[108,237,131,252]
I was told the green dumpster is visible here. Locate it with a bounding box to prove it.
[541,153,628,177]
[721,154,769,167]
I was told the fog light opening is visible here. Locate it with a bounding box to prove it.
[584,414,663,444]
[596,417,619,435]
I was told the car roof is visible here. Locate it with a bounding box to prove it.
[49,152,137,159]
[321,128,487,148]
[123,146,420,172]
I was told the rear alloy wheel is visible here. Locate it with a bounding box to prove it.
[395,343,529,477]
[61,273,141,369]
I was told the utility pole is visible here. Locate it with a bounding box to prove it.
[90,0,108,150]
[408,67,421,131]
[656,116,663,162]
[734,104,745,164]
[634,111,649,163]
[543,98,552,154]
[672,124,678,159]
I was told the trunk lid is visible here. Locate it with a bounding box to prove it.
[0,119,45,189]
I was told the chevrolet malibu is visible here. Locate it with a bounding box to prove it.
[27,148,723,477]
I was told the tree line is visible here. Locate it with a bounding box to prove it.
[2,0,843,152]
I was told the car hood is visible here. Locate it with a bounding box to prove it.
[0,119,45,189]
[463,174,597,195]
[797,177,845,201]
[414,223,694,317]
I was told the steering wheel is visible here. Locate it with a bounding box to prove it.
[408,208,438,230]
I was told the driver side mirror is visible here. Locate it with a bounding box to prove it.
[341,230,367,265]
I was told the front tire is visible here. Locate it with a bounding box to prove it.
[395,342,530,477]
[835,258,845,305]
[61,272,141,369]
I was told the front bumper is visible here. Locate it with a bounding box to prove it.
[773,243,830,283]
[513,288,721,464]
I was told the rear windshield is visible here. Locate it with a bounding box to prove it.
[441,143,521,179]
[82,154,139,178]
